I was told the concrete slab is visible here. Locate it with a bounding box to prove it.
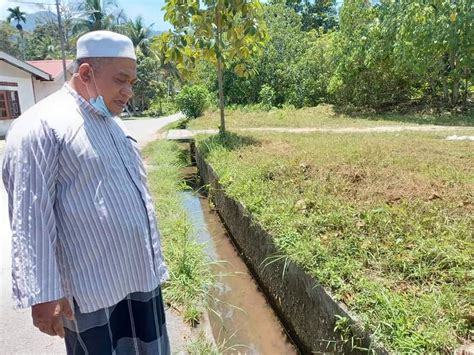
[166,129,195,142]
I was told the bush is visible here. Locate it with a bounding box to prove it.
[143,97,178,117]
[176,85,210,119]
[259,84,276,111]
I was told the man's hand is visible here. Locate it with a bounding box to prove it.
[32,298,74,338]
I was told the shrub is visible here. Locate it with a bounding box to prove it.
[143,97,178,117]
[259,84,276,111]
[176,85,210,119]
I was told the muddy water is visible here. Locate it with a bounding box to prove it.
[180,167,297,355]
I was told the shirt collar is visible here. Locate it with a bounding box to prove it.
[63,83,110,119]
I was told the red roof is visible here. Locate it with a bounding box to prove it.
[27,60,73,78]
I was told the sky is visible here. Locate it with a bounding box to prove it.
[1,0,344,33]
[0,0,173,32]
[113,0,172,32]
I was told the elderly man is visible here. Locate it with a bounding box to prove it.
[2,31,170,354]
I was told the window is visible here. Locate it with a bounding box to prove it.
[0,90,21,120]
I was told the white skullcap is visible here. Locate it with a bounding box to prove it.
[76,30,136,60]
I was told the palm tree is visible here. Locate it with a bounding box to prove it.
[6,6,26,31]
[123,16,151,56]
[7,6,27,59]
[73,0,117,34]
[151,32,182,96]
[36,36,61,60]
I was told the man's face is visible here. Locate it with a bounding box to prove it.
[90,58,137,115]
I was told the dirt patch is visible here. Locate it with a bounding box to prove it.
[327,165,452,203]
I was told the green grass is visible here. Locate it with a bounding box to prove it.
[188,105,474,130]
[142,140,214,324]
[196,130,473,353]
[184,332,220,354]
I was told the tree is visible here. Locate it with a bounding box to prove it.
[43,3,76,54]
[150,32,182,96]
[132,54,164,113]
[123,16,151,56]
[256,1,308,106]
[392,0,473,105]
[284,0,338,32]
[164,0,268,133]
[324,0,415,107]
[6,6,27,59]
[0,21,21,57]
[25,22,62,60]
[176,85,209,119]
[73,0,119,34]
[6,6,26,31]
[216,1,310,107]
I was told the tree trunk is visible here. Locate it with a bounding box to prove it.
[442,77,449,105]
[452,79,459,105]
[464,76,469,105]
[216,4,225,133]
[448,51,459,106]
[217,57,225,133]
[19,30,25,60]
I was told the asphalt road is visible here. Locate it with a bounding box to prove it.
[0,114,184,354]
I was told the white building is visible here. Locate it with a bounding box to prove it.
[0,51,73,137]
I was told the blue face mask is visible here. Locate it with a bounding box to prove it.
[89,95,114,118]
[88,69,114,118]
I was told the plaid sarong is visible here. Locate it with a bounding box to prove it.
[63,286,170,355]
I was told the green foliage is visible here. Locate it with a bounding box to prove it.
[6,6,26,31]
[132,55,165,113]
[290,32,337,107]
[326,0,473,107]
[392,1,474,105]
[149,32,182,100]
[256,2,307,106]
[184,332,221,355]
[25,23,62,60]
[164,0,267,77]
[73,0,120,33]
[186,0,472,110]
[121,16,151,56]
[329,0,412,107]
[143,97,177,117]
[284,0,338,32]
[164,0,268,131]
[176,85,210,119]
[209,1,308,107]
[259,84,276,110]
[0,21,20,57]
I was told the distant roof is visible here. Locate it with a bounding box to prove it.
[0,51,52,81]
[27,60,74,79]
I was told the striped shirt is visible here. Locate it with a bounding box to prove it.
[2,84,168,313]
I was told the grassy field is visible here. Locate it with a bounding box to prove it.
[195,128,473,352]
[188,105,474,130]
[142,140,214,324]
